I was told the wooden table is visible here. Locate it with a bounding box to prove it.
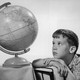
[0,64,36,80]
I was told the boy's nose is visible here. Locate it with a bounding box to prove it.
[52,46,57,50]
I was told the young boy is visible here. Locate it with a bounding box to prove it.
[32,29,80,80]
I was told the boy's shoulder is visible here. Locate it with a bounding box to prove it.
[69,54,80,71]
[69,54,80,79]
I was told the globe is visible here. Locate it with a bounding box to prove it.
[0,3,38,67]
[0,5,38,55]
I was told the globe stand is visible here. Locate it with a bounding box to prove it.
[3,48,31,68]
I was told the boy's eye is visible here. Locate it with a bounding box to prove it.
[52,41,55,45]
[58,42,61,45]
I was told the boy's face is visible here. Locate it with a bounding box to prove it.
[52,34,71,59]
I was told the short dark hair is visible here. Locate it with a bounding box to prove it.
[52,29,79,53]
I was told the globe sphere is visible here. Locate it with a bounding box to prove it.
[0,5,38,55]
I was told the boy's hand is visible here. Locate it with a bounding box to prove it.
[44,58,68,77]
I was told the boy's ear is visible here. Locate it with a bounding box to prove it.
[69,46,76,54]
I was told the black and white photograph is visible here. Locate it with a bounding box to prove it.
[0,0,80,80]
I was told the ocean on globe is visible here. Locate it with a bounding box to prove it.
[0,5,38,54]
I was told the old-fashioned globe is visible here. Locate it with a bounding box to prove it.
[0,4,38,67]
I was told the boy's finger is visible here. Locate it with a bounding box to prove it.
[64,68,68,77]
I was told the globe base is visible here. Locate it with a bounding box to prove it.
[3,56,31,68]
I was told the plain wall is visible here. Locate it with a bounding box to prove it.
[0,0,80,65]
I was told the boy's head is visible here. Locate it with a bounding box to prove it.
[52,29,79,59]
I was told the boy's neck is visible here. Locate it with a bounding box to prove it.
[63,54,74,66]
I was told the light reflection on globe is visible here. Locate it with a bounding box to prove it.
[0,5,38,55]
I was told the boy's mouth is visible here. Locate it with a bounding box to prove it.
[53,52,57,55]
